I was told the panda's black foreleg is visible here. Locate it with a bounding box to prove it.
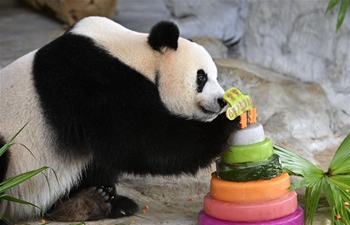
[80,163,140,219]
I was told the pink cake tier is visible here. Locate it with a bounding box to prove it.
[204,191,298,222]
[198,205,304,225]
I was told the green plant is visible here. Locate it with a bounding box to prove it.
[0,125,49,222]
[326,0,349,32]
[274,133,350,225]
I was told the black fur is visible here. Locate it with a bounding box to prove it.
[155,71,160,88]
[0,219,7,225]
[32,29,240,219]
[196,69,208,93]
[0,135,9,183]
[147,21,179,52]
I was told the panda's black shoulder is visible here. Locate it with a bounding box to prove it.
[32,31,145,93]
[32,32,165,150]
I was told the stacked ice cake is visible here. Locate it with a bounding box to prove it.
[198,88,304,225]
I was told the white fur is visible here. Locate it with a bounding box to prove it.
[0,52,91,221]
[157,38,225,121]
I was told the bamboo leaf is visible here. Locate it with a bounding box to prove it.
[304,180,323,225]
[274,145,323,177]
[0,167,49,193]
[17,143,36,159]
[0,123,28,157]
[323,177,338,223]
[275,134,350,225]
[0,193,38,208]
[326,0,340,13]
[329,133,350,175]
[329,175,350,190]
[336,0,349,32]
[327,177,350,224]
[0,215,10,224]
[289,177,321,190]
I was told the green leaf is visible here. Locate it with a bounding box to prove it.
[0,215,11,224]
[323,177,339,224]
[329,175,350,190]
[275,134,350,225]
[273,145,323,177]
[0,167,49,193]
[0,193,38,208]
[0,123,28,157]
[325,177,350,224]
[336,0,349,32]
[326,0,340,13]
[329,133,350,175]
[304,180,323,225]
[289,177,321,190]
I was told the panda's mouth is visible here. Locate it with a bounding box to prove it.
[200,106,217,115]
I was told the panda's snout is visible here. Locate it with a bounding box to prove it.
[217,97,227,108]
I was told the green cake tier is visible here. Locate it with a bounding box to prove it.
[222,138,273,164]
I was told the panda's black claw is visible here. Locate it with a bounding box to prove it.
[91,186,139,218]
[110,195,139,218]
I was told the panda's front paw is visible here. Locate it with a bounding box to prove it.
[110,195,139,218]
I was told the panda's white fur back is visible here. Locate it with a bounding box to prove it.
[71,17,158,83]
[0,52,91,220]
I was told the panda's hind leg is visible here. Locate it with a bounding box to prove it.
[47,186,114,221]
[47,186,139,221]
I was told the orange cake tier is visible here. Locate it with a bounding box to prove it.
[210,172,291,203]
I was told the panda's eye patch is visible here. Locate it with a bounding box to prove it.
[196,69,208,93]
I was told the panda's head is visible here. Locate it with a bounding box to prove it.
[148,21,227,122]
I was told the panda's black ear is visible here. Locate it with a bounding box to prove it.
[148,21,179,52]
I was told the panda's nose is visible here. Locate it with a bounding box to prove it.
[217,97,227,108]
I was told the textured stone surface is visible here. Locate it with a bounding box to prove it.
[0,0,64,69]
[239,0,350,121]
[163,0,248,45]
[192,37,228,59]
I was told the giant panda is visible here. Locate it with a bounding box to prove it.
[0,17,239,222]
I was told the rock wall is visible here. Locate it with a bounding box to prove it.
[164,0,248,45]
[239,0,350,129]
[164,0,350,136]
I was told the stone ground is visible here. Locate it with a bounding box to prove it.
[0,0,339,224]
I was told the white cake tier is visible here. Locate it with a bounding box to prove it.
[229,123,265,146]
